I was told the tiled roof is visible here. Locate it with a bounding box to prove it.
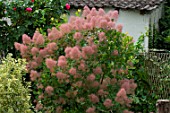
[68,0,164,11]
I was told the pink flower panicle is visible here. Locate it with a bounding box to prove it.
[93,67,102,75]
[120,79,137,94]
[48,27,63,40]
[69,68,77,75]
[22,34,31,44]
[75,81,82,87]
[59,23,71,34]
[99,19,108,28]
[112,10,119,21]
[37,84,44,89]
[57,56,67,68]
[82,6,90,17]
[74,32,82,40]
[31,47,39,56]
[116,24,123,32]
[35,34,44,45]
[32,31,41,42]
[14,42,21,50]
[88,94,99,104]
[87,74,95,82]
[47,42,57,51]
[116,88,126,97]
[30,61,38,69]
[39,48,48,57]
[103,99,113,108]
[35,103,43,110]
[98,8,105,16]
[65,47,72,58]
[86,107,96,113]
[97,89,108,96]
[91,81,100,88]
[98,32,106,42]
[110,78,117,85]
[30,70,40,81]
[84,22,93,30]
[107,21,116,29]
[90,8,97,16]
[78,60,86,71]
[115,88,132,106]
[45,86,54,95]
[45,58,57,69]
[69,46,81,60]
[38,93,44,99]
[20,44,28,55]
[56,72,68,80]
[82,46,94,56]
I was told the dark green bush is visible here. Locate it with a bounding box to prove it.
[158,1,170,50]
[0,0,68,57]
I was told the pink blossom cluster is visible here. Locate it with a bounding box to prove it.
[120,79,137,94]
[57,56,67,68]
[68,6,122,32]
[115,88,132,107]
[45,86,54,95]
[30,70,40,81]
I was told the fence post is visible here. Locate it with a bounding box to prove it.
[156,99,170,113]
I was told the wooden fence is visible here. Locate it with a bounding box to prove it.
[144,51,170,99]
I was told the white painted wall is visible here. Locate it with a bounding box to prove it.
[117,9,150,52]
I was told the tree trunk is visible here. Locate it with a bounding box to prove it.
[157,99,170,113]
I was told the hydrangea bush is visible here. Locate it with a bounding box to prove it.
[15,6,141,113]
[0,54,32,112]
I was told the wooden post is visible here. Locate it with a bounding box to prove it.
[156,99,170,113]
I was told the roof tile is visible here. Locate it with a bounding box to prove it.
[68,0,165,10]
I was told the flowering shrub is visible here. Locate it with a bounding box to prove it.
[0,54,32,112]
[15,6,141,112]
[0,0,68,57]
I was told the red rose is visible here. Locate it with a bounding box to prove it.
[13,7,17,11]
[31,0,34,2]
[26,7,32,12]
[65,3,70,10]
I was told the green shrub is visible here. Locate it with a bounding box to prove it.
[0,0,68,57]
[158,1,170,50]
[15,6,142,112]
[0,53,32,112]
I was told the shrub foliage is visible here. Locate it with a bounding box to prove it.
[0,54,32,112]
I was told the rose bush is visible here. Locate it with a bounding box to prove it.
[15,6,142,112]
[0,0,69,57]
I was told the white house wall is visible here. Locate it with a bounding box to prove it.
[117,9,150,52]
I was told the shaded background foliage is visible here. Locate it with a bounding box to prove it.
[151,0,170,50]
